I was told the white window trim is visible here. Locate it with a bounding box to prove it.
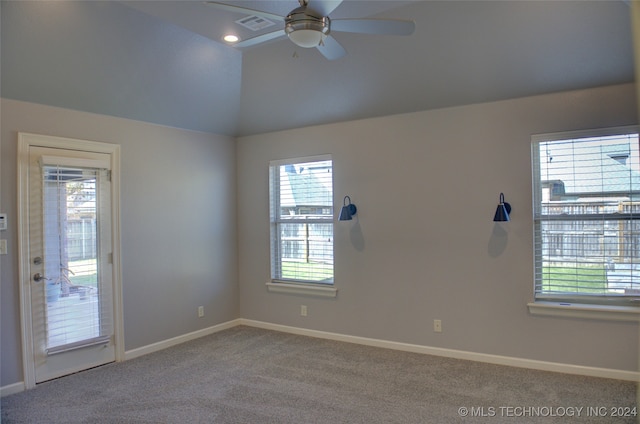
[269,154,335,292]
[269,154,332,168]
[530,125,640,319]
[531,125,639,144]
[528,301,640,321]
[266,281,338,298]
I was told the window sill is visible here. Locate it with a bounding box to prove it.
[527,301,640,322]
[266,281,337,298]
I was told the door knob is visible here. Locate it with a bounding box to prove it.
[33,273,49,282]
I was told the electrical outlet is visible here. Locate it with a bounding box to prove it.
[0,240,6,255]
[300,305,308,317]
[433,319,442,333]
[198,306,204,318]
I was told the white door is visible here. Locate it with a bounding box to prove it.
[19,134,122,385]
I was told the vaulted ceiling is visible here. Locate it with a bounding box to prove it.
[1,1,634,137]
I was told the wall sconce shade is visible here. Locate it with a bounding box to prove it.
[493,192,512,222]
[339,195,357,221]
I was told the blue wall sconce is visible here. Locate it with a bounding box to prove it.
[493,193,512,222]
[339,195,357,221]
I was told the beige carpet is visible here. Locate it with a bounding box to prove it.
[1,326,637,423]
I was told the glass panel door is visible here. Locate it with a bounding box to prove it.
[29,146,115,383]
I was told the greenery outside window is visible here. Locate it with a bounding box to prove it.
[269,155,334,285]
[532,126,640,310]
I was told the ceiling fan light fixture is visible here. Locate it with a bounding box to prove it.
[285,5,330,48]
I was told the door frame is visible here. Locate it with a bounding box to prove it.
[17,132,124,389]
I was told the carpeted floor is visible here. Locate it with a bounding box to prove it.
[1,326,637,423]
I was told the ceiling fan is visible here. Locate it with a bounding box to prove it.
[205,0,415,60]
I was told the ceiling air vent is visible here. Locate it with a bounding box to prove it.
[235,15,275,31]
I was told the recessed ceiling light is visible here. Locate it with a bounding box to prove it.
[223,34,239,43]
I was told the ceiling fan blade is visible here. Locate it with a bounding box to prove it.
[204,2,284,22]
[316,35,346,60]
[235,29,286,48]
[309,0,343,16]
[331,18,415,36]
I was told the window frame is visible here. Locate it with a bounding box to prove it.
[529,125,640,321]
[267,155,337,298]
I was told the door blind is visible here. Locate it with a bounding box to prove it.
[41,164,113,354]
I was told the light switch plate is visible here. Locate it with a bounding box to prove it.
[0,214,6,230]
[0,240,7,255]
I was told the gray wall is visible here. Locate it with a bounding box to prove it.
[1,99,238,386]
[237,83,639,372]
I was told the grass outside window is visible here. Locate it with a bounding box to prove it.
[281,260,333,283]
[541,265,606,293]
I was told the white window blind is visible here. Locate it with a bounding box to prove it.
[532,128,640,306]
[41,165,113,354]
[269,156,334,284]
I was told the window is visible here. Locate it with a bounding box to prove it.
[532,127,640,308]
[269,156,334,285]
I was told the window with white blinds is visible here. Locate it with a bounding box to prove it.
[42,164,113,354]
[269,156,334,285]
[532,127,640,307]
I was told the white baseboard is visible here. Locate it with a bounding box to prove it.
[124,319,242,361]
[0,381,26,398]
[239,319,640,382]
